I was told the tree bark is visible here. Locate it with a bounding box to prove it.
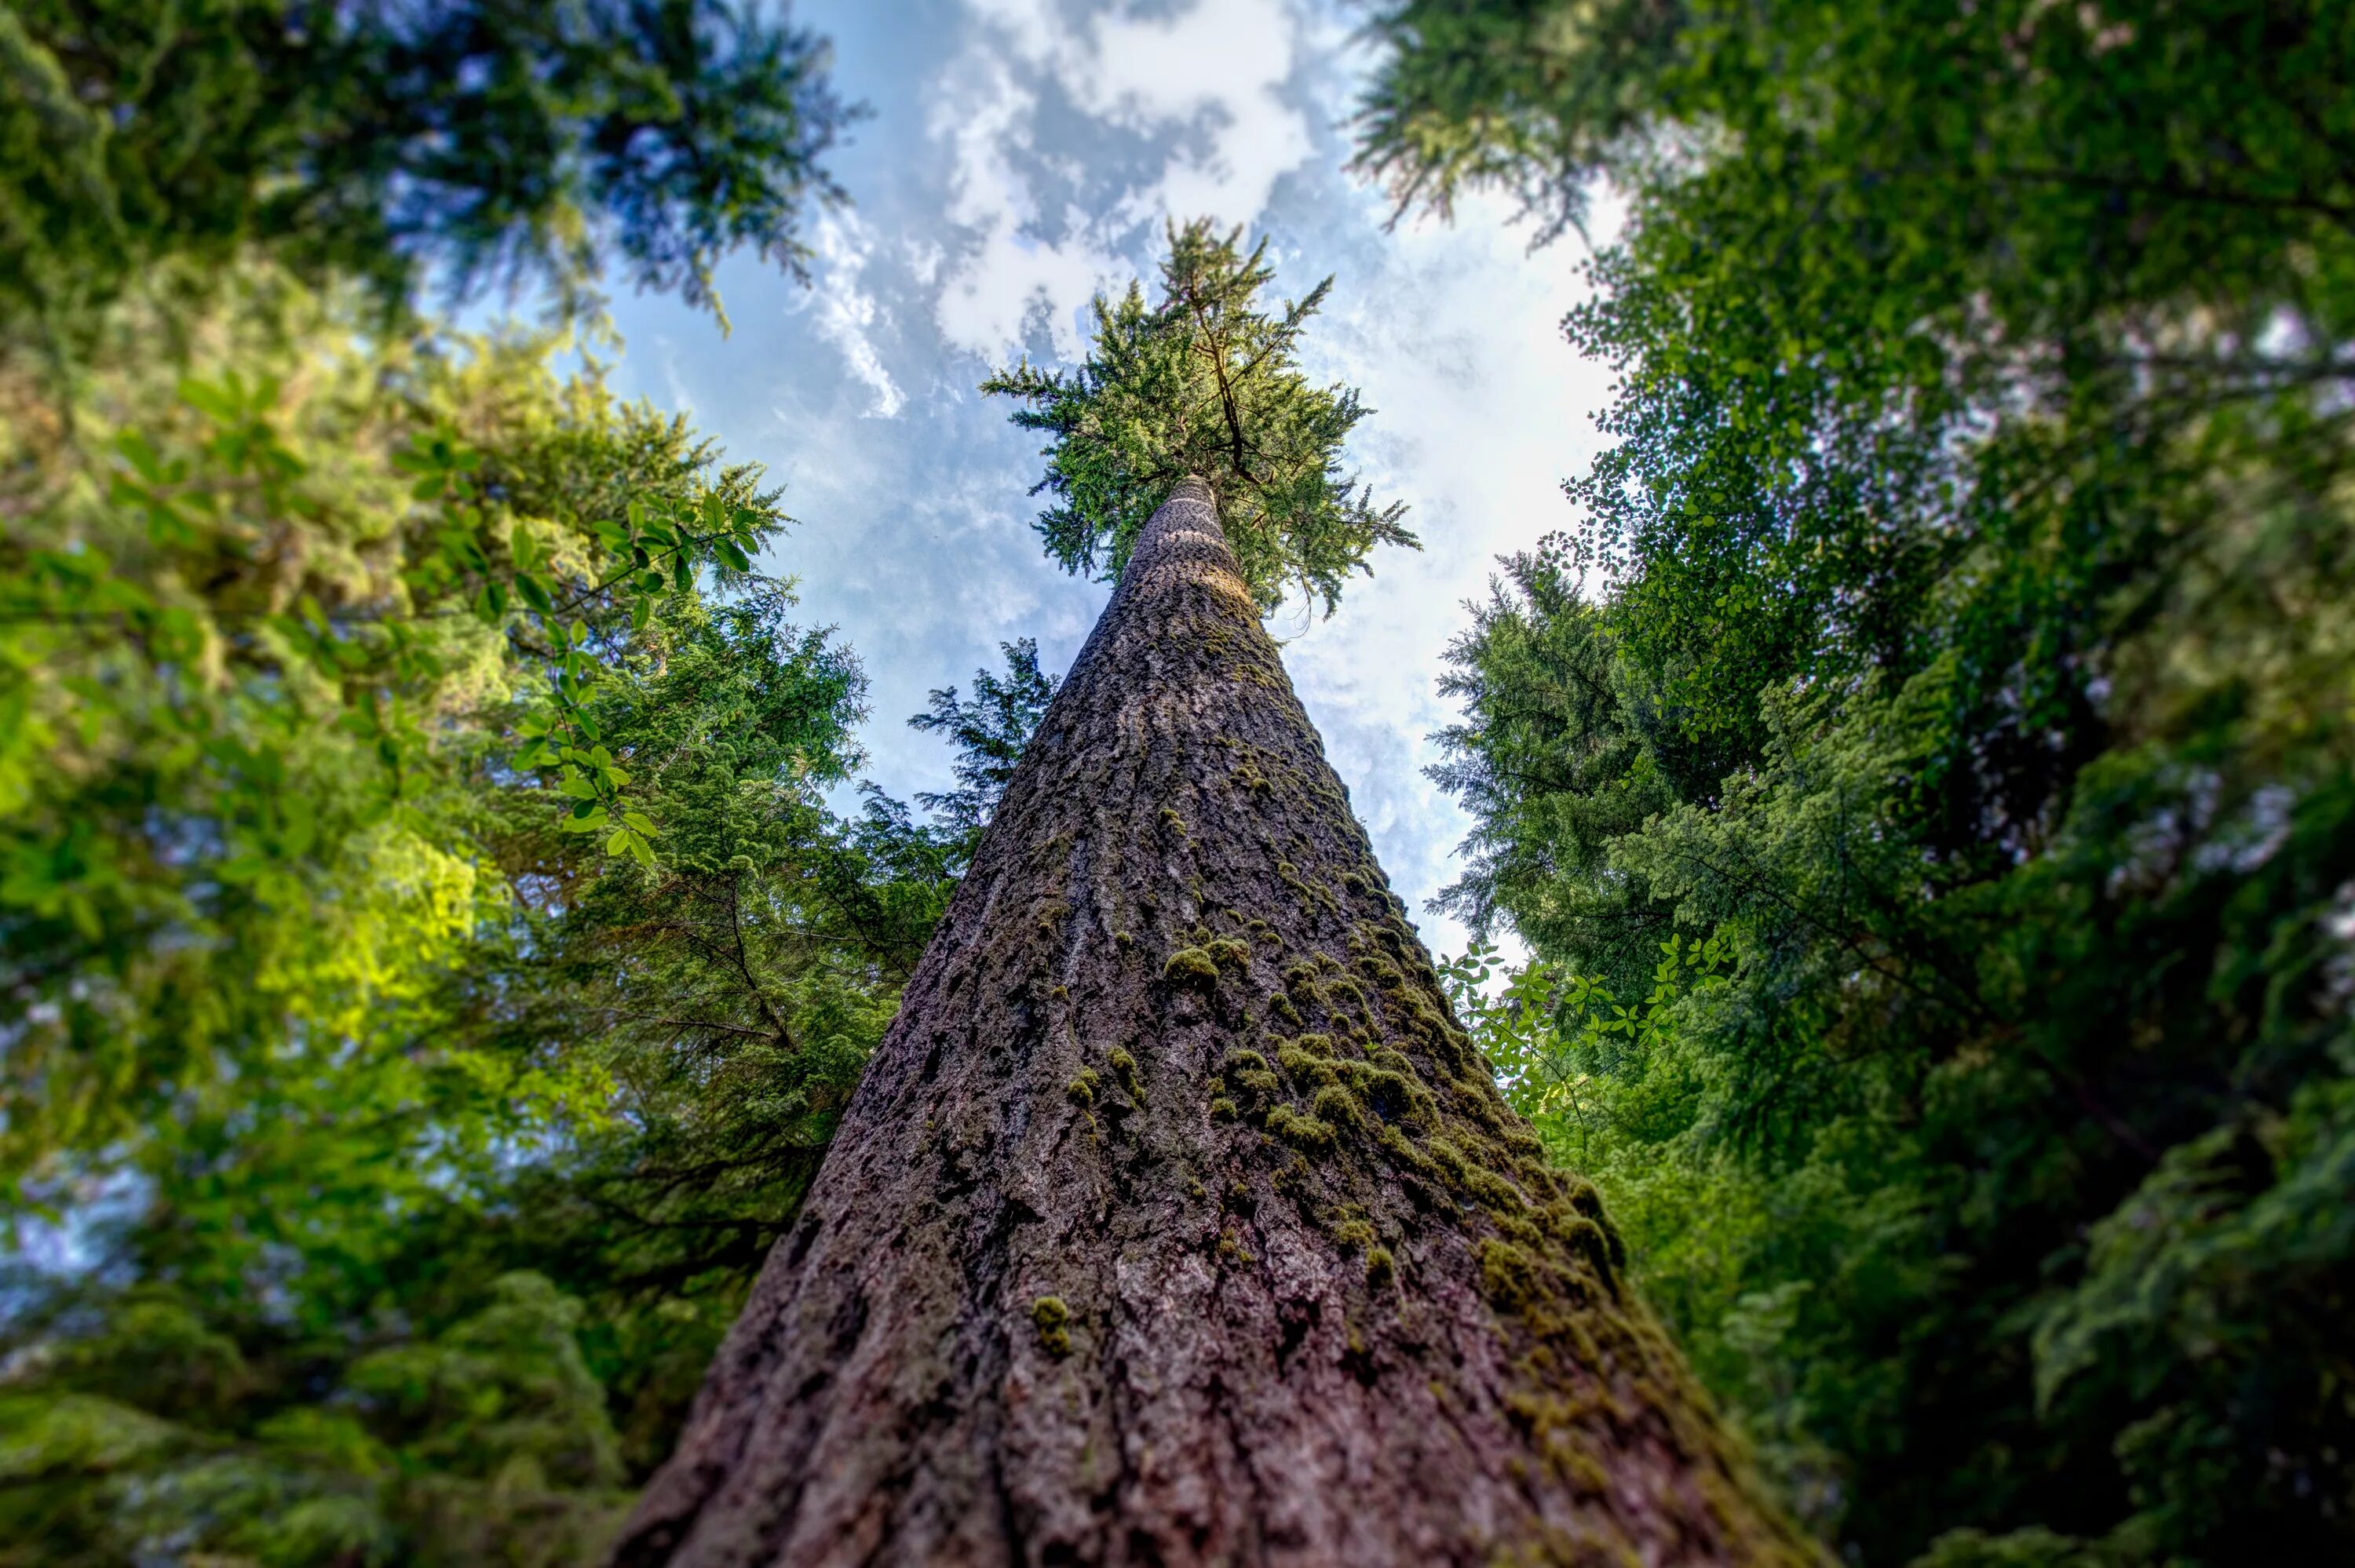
[612,481,1812,1567]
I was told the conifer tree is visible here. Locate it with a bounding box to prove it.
[907,639,1062,867]
[615,228,1805,1566]
[1357,5,2355,1561]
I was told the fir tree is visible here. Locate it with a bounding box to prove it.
[908,639,1062,865]
[1370,1,2355,1559]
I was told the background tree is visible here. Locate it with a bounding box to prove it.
[0,270,975,1563]
[1368,1,2355,1561]
[982,218,1415,614]
[905,638,1061,866]
[0,6,955,1559]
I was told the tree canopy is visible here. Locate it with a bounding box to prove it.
[1382,0,2355,1562]
[0,265,1002,1563]
[2,0,854,343]
[0,9,1022,1559]
[983,218,1414,614]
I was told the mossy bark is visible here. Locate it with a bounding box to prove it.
[612,481,1815,1566]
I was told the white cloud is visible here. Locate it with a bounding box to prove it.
[927,0,1318,361]
[1080,0,1313,228]
[937,58,1039,233]
[964,0,1060,61]
[934,217,1123,362]
[927,53,1123,358]
[801,213,907,418]
[653,340,699,419]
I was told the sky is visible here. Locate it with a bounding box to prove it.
[603,0,1620,959]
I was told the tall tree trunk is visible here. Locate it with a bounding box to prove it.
[613,482,1810,1566]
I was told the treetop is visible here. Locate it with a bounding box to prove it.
[984,218,1414,617]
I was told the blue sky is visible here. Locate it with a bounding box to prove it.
[603,0,1619,957]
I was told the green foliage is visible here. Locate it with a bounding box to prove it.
[982,218,1414,614]
[1353,0,1678,242]
[0,10,951,1559]
[2,1275,633,1567]
[0,269,980,1563]
[1,0,853,340]
[1,269,780,1190]
[1399,0,2355,1561]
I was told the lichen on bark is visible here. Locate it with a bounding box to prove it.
[612,480,1816,1566]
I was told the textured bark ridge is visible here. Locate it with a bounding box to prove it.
[614,483,1813,1567]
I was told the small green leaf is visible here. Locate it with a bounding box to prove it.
[178,377,239,422]
[115,429,164,482]
[279,796,317,859]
